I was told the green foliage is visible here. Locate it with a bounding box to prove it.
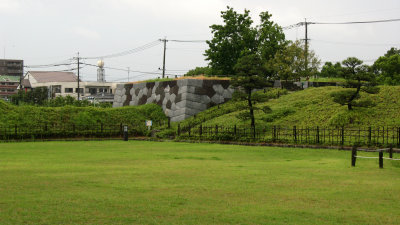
[267,40,320,81]
[231,54,272,127]
[261,108,295,122]
[11,87,48,105]
[372,48,400,85]
[184,67,212,76]
[0,101,166,127]
[331,57,379,110]
[319,62,343,78]
[205,6,285,76]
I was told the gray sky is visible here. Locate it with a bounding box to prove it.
[1,0,399,82]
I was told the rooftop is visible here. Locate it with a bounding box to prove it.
[0,75,20,82]
[28,71,78,83]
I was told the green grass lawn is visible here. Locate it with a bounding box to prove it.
[1,141,399,224]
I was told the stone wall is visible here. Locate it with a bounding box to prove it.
[113,79,234,122]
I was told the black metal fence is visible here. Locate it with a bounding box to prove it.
[0,123,147,141]
[177,124,400,147]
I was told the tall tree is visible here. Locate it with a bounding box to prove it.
[331,57,379,110]
[372,47,400,85]
[231,54,270,130]
[319,62,343,78]
[267,40,320,82]
[205,6,286,76]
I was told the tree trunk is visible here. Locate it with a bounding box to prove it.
[247,90,255,128]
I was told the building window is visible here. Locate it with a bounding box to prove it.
[75,88,84,94]
[89,88,97,95]
[52,85,61,93]
[65,88,73,93]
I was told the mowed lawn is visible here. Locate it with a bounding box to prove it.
[0,141,399,224]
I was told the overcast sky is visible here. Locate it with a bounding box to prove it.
[1,0,399,82]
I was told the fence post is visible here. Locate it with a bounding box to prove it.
[389,144,393,159]
[293,126,297,143]
[101,123,103,133]
[316,126,320,144]
[341,126,345,146]
[188,125,191,137]
[368,127,372,145]
[351,145,357,167]
[168,117,171,129]
[273,126,276,142]
[379,151,383,169]
[123,125,128,141]
[215,125,218,135]
[199,124,203,136]
[178,123,181,136]
[234,124,237,136]
[14,124,17,136]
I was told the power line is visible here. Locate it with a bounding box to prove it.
[283,18,400,30]
[313,18,400,25]
[81,40,161,59]
[312,39,400,47]
[170,40,207,42]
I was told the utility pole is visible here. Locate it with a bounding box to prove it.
[304,19,309,77]
[303,19,309,78]
[159,38,168,78]
[77,52,80,101]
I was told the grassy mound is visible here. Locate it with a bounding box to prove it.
[179,86,400,128]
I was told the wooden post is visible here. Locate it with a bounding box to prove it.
[199,124,203,136]
[123,125,128,141]
[389,144,393,159]
[379,151,383,169]
[368,127,372,145]
[215,125,218,135]
[351,145,357,167]
[341,126,345,146]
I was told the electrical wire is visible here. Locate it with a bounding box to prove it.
[81,40,161,59]
[312,39,400,47]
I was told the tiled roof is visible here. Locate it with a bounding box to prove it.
[22,79,31,88]
[0,75,20,82]
[28,71,78,83]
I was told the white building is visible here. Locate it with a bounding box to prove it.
[23,71,120,101]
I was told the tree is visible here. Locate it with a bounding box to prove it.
[231,54,271,131]
[267,40,320,82]
[330,57,379,110]
[319,62,343,78]
[184,67,212,76]
[205,6,286,76]
[372,47,400,85]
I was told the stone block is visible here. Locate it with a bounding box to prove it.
[222,89,232,99]
[180,92,202,102]
[121,95,127,103]
[186,79,203,87]
[213,84,224,95]
[170,93,176,103]
[142,87,148,96]
[211,94,224,104]
[201,95,211,104]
